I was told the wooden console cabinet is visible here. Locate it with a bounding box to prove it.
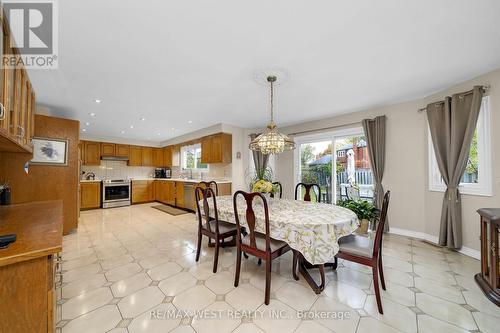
[476,208,500,307]
[0,201,63,332]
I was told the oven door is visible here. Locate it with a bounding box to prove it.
[103,184,130,202]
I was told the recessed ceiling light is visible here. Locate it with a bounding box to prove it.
[157,133,161,136]
[140,117,146,121]
[130,125,134,129]
[85,122,90,126]
[121,130,125,134]
[89,112,96,117]
[82,128,87,132]
[188,120,192,124]
[171,127,175,130]
[93,99,101,103]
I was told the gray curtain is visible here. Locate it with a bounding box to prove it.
[362,116,388,232]
[426,86,483,249]
[250,133,269,174]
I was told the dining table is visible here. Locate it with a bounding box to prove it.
[203,195,359,293]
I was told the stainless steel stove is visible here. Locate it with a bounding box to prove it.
[102,179,131,208]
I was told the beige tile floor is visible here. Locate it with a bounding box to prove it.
[57,203,500,333]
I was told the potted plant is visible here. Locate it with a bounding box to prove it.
[337,199,378,234]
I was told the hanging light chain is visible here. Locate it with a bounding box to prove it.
[270,79,274,124]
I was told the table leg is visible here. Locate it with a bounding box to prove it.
[297,254,326,294]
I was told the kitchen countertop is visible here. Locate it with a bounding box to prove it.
[80,179,102,183]
[131,178,232,184]
[0,200,63,267]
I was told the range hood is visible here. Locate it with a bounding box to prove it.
[101,156,129,161]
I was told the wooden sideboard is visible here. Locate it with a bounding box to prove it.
[0,201,63,332]
[476,208,500,307]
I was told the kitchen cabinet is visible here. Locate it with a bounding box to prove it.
[175,181,185,208]
[128,145,142,166]
[163,146,172,167]
[101,142,115,156]
[141,147,153,166]
[80,182,101,209]
[153,147,164,167]
[154,180,175,205]
[200,133,232,164]
[132,180,155,203]
[83,141,101,165]
[0,18,35,153]
[115,144,129,157]
[172,145,180,166]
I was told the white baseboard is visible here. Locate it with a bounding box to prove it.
[388,227,480,260]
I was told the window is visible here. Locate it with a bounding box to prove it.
[181,144,208,171]
[428,96,491,196]
[294,128,374,204]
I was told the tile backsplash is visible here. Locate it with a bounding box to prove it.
[82,160,232,181]
[82,160,155,180]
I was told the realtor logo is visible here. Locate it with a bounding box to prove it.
[2,0,58,69]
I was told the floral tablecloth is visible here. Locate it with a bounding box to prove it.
[202,196,359,265]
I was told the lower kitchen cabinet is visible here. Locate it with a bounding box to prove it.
[80,182,101,209]
[132,180,155,203]
[154,181,175,206]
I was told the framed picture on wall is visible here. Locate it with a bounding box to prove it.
[31,137,69,166]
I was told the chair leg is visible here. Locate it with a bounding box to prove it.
[378,256,386,290]
[265,258,272,305]
[372,265,383,314]
[195,231,202,262]
[213,238,220,273]
[243,252,249,259]
[292,250,299,281]
[332,256,338,270]
[258,258,262,266]
[234,248,242,287]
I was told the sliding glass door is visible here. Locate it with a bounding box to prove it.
[296,129,374,204]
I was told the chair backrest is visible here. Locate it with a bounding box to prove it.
[195,186,220,234]
[294,183,321,203]
[198,181,219,196]
[346,186,360,201]
[270,182,282,199]
[372,191,390,257]
[233,190,271,253]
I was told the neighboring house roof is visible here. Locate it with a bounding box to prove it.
[309,155,332,166]
[336,139,367,150]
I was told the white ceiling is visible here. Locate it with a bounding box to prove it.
[28,0,500,143]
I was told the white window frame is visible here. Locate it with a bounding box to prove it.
[180,143,209,172]
[428,96,492,196]
[293,127,368,203]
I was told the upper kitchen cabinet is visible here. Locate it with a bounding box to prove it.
[128,146,142,166]
[0,16,36,153]
[153,147,164,167]
[101,143,115,157]
[115,144,130,157]
[200,133,232,164]
[84,141,101,165]
[163,146,172,167]
[141,147,153,166]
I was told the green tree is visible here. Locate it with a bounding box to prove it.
[301,144,315,168]
[465,130,478,174]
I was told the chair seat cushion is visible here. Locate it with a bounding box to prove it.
[242,232,288,253]
[204,220,238,234]
[338,234,374,258]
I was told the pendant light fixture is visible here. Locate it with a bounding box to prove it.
[249,75,295,154]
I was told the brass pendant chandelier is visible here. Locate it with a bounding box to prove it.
[249,75,295,154]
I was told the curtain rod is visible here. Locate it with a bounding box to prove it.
[417,85,490,113]
[287,121,361,137]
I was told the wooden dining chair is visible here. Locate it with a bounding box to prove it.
[233,191,296,305]
[334,191,390,314]
[294,183,321,202]
[270,181,282,199]
[197,181,219,196]
[195,186,238,273]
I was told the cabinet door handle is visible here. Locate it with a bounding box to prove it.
[0,103,5,120]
